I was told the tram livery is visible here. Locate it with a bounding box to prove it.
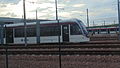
[88,27,119,34]
[3,19,89,44]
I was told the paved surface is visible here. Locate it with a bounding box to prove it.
[0,55,120,68]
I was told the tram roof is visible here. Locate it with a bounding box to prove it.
[5,18,82,27]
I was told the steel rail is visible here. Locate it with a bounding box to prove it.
[1,41,120,46]
[1,50,120,55]
[1,44,120,49]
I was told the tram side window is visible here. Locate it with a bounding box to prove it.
[97,30,100,34]
[101,29,106,31]
[70,24,82,35]
[88,30,92,32]
[117,28,119,31]
[110,29,115,31]
[27,27,36,37]
[108,29,110,34]
[3,29,5,38]
[15,28,24,37]
[115,28,117,32]
[40,25,60,36]
[3,28,5,38]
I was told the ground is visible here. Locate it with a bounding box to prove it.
[0,55,120,68]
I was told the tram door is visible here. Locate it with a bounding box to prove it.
[62,25,69,42]
[5,28,14,43]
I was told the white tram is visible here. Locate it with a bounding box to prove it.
[4,19,89,44]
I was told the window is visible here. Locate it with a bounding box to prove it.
[15,26,36,37]
[27,27,36,37]
[15,27,24,37]
[14,25,61,37]
[110,29,115,31]
[70,24,82,35]
[116,28,119,31]
[40,25,61,36]
[101,29,106,31]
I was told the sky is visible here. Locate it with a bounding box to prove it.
[0,0,118,26]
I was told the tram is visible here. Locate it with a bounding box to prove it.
[3,18,89,44]
[88,27,118,34]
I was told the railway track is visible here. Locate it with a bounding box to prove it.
[1,50,120,55]
[1,44,120,49]
[1,41,120,49]
[1,41,120,55]
[1,41,120,46]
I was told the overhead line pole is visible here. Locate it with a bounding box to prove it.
[55,0,58,20]
[55,0,61,68]
[87,9,89,28]
[114,20,116,25]
[104,21,105,27]
[23,0,27,46]
[93,21,95,27]
[5,25,8,68]
[118,0,120,40]
[36,10,40,44]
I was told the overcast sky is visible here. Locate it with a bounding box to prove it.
[0,0,118,26]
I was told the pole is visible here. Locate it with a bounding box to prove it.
[104,21,105,26]
[36,10,40,44]
[118,0,120,40]
[114,20,116,25]
[114,20,117,32]
[0,23,4,44]
[5,44,8,68]
[23,0,27,46]
[55,0,61,68]
[55,0,58,20]
[4,25,8,68]
[93,21,95,27]
[87,9,89,28]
